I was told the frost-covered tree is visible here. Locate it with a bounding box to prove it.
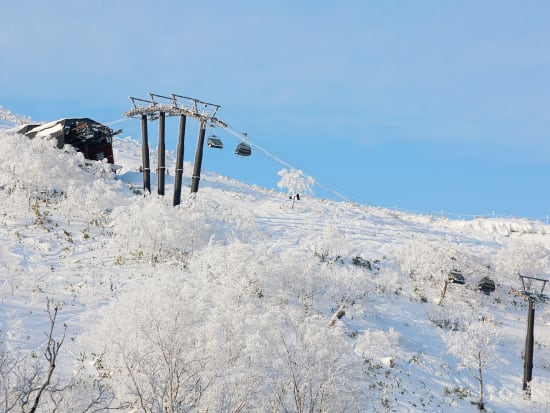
[79,282,221,413]
[265,315,366,412]
[443,317,500,410]
[493,240,550,283]
[354,327,402,411]
[0,300,66,413]
[76,240,372,412]
[277,168,315,208]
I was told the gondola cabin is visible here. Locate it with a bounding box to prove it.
[235,142,251,156]
[18,118,119,164]
[207,136,224,149]
[448,270,465,285]
[478,277,496,295]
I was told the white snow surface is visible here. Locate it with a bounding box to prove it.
[0,127,549,412]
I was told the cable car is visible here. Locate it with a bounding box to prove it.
[235,142,251,156]
[448,270,465,285]
[207,136,223,149]
[478,277,495,295]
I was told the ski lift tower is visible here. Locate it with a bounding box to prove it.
[124,93,251,206]
[511,275,549,397]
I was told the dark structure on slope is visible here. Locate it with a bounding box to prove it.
[18,118,119,164]
[124,92,251,206]
[477,276,496,295]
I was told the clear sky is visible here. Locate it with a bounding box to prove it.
[2,0,549,219]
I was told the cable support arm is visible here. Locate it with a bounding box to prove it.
[150,93,178,106]
[171,94,221,118]
[129,96,155,109]
[208,117,250,141]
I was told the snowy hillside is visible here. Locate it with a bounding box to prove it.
[1,126,550,412]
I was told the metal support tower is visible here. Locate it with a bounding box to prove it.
[173,114,186,206]
[511,275,549,397]
[191,121,206,193]
[124,93,249,198]
[140,114,151,193]
[157,111,166,196]
[523,299,535,393]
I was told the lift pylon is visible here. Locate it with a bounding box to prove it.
[124,92,251,198]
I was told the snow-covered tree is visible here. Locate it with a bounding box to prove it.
[493,240,550,283]
[4,125,550,412]
[0,300,68,413]
[277,168,315,208]
[443,317,501,410]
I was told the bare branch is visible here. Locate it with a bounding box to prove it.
[28,299,66,413]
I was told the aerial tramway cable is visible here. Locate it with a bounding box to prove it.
[106,112,361,203]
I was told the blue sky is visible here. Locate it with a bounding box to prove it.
[2,0,550,219]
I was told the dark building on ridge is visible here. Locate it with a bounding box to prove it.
[18,118,119,164]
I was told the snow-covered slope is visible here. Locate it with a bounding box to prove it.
[1,127,549,412]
